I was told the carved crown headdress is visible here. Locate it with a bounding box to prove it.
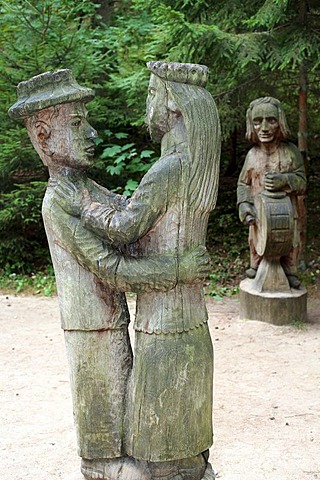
[147,61,208,87]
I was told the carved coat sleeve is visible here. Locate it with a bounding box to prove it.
[237,153,254,205]
[81,154,179,245]
[89,180,129,210]
[283,143,307,194]
[52,156,193,291]
[73,220,180,292]
[59,212,180,293]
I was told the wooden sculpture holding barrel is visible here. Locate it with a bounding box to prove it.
[237,97,307,325]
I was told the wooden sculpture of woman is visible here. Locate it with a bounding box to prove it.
[55,62,221,479]
[9,69,214,480]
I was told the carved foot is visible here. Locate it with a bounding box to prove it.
[286,274,301,289]
[201,462,216,479]
[81,456,151,480]
[148,462,180,479]
[246,267,257,279]
[148,453,207,480]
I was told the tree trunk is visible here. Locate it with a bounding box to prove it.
[298,61,308,167]
[297,0,308,270]
[92,1,115,25]
[224,127,238,176]
[298,0,308,165]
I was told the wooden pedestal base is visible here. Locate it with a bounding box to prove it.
[239,278,307,325]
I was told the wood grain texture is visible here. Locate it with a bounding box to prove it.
[237,98,307,275]
[74,64,221,470]
[14,65,221,479]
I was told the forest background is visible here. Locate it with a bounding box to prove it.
[0,0,319,298]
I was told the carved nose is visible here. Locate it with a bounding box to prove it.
[261,119,269,130]
[87,127,98,139]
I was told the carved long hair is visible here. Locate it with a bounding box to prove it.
[246,97,290,143]
[165,80,221,213]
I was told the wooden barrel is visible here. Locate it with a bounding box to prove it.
[253,191,294,258]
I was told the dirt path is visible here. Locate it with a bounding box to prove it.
[1,294,319,480]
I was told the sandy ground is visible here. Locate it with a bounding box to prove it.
[1,293,320,480]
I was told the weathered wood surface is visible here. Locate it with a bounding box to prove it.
[253,258,291,293]
[237,97,307,323]
[253,191,294,259]
[237,97,307,280]
[9,65,220,480]
[252,191,294,293]
[58,63,221,471]
[240,278,307,325]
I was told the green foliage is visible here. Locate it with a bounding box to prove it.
[290,318,307,330]
[0,0,104,82]
[0,182,46,229]
[206,178,249,299]
[0,264,56,296]
[299,266,320,287]
[206,258,242,300]
[1,0,320,282]
[0,0,109,271]
[244,0,289,29]
[299,175,320,289]
[0,181,50,272]
[93,129,158,195]
[102,0,320,149]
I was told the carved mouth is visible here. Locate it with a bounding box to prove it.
[259,134,273,140]
[85,146,95,156]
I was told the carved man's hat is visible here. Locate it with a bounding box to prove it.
[8,69,94,120]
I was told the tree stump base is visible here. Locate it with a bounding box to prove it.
[239,278,307,325]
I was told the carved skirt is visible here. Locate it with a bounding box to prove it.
[125,323,214,461]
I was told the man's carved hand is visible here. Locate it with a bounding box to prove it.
[264,173,287,192]
[238,202,256,225]
[53,176,90,217]
[179,246,211,284]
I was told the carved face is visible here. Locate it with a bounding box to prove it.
[46,102,98,169]
[27,102,98,170]
[252,103,280,144]
[145,74,169,142]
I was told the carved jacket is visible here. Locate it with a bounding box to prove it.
[81,143,210,334]
[43,174,185,331]
[237,141,306,206]
[237,141,307,253]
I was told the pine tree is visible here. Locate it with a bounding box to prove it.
[0,0,107,271]
[104,0,320,164]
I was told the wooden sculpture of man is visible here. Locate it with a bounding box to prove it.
[55,62,221,480]
[237,97,307,288]
[8,69,212,480]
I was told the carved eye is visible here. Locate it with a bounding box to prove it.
[71,119,81,127]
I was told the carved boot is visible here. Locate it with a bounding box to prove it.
[201,461,216,480]
[178,453,207,480]
[148,453,207,480]
[81,456,151,480]
[286,274,301,289]
[246,267,257,279]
